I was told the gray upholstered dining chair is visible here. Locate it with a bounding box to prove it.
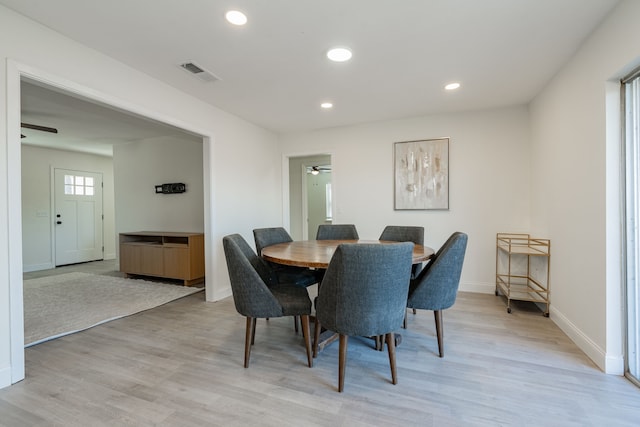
[315,224,359,240]
[313,242,413,392]
[406,232,468,358]
[222,234,313,368]
[380,225,426,319]
[379,225,425,279]
[253,227,321,288]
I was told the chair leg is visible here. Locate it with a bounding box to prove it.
[434,310,444,357]
[294,315,299,333]
[251,317,257,345]
[386,332,397,385]
[313,316,321,358]
[379,335,386,351]
[338,334,348,392]
[403,310,408,329]
[244,317,254,368]
[413,308,417,315]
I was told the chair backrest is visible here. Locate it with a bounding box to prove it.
[317,242,414,337]
[222,234,283,318]
[379,225,424,246]
[407,232,468,311]
[229,233,279,287]
[380,225,425,279]
[253,227,293,256]
[316,224,359,240]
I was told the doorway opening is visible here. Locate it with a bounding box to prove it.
[287,154,331,240]
[9,63,212,385]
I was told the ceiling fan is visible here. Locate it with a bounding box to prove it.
[308,165,332,175]
[21,122,58,139]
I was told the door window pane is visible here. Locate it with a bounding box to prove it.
[63,174,96,197]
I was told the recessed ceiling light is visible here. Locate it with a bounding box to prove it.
[225,10,247,25]
[445,82,461,90]
[321,102,333,109]
[327,47,352,62]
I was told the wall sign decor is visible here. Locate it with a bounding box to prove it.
[155,183,186,194]
[394,137,449,210]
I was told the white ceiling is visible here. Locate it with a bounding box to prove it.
[20,80,201,156]
[3,0,620,153]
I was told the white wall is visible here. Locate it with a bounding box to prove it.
[529,0,640,374]
[281,106,532,293]
[113,136,204,237]
[21,145,116,271]
[0,6,281,388]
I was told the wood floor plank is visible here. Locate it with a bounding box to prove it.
[2,274,640,426]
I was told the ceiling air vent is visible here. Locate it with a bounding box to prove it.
[178,61,220,82]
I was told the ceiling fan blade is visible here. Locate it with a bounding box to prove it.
[21,122,58,134]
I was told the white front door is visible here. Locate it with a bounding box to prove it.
[54,168,104,266]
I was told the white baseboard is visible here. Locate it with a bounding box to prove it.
[549,305,623,374]
[0,366,12,390]
[605,352,625,375]
[460,280,495,294]
[23,262,55,273]
[210,286,232,302]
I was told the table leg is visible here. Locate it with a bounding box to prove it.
[315,329,340,354]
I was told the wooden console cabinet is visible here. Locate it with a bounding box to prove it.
[119,231,205,286]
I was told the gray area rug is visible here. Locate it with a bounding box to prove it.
[24,272,203,346]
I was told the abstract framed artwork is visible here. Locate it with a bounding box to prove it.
[394,137,449,210]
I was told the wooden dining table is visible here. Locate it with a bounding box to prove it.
[261,239,434,269]
[261,239,435,352]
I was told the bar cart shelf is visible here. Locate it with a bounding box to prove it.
[495,233,550,316]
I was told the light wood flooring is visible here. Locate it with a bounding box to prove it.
[2,270,640,426]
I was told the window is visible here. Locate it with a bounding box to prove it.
[325,183,333,221]
[64,174,95,196]
[623,68,640,386]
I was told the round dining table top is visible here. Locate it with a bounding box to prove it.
[261,239,434,269]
